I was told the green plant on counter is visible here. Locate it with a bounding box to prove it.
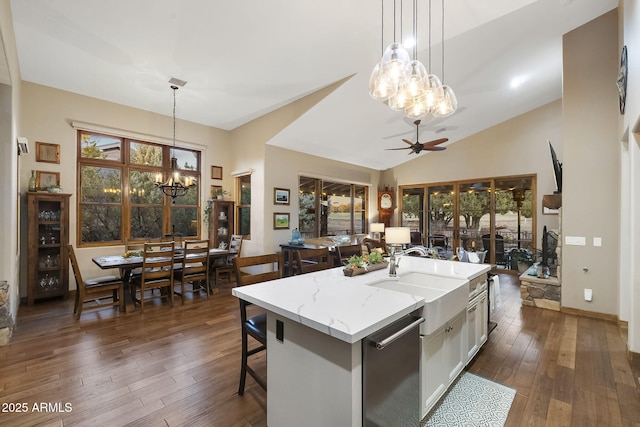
[347,252,384,269]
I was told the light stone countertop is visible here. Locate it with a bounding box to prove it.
[232,256,490,343]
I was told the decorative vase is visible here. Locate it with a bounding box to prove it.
[28,170,36,192]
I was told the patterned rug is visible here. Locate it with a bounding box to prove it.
[421,371,516,427]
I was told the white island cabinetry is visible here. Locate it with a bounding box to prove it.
[420,309,466,416]
[232,257,490,426]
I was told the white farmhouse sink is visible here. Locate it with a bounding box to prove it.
[368,274,468,335]
[399,271,467,291]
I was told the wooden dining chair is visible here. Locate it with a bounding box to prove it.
[213,234,243,289]
[69,245,124,320]
[363,237,386,255]
[336,244,363,266]
[131,241,175,313]
[295,247,331,274]
[233,253,283,395]
[173,239,210,304]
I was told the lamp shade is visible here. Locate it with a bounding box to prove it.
[385,227,411,244]
[371,223,385,233]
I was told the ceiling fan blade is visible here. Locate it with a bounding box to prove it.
[422,138,449,147]
[385,147,411,150]
[401,139,415,146]
[424,146,447,151]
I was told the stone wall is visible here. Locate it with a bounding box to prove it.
[520,273,561,311]
[0,281,14,345]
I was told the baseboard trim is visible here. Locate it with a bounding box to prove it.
[560,306,618,322]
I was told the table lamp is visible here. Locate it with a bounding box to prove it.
[370,223,385,241]
[385,227,410,277]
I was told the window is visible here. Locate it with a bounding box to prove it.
[298,176,368,238]
[236,175,251,238]
[78,131,201,246]
[399,174,535,271]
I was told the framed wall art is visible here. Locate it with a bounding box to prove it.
[274,187,290,205]
[211,165,223,180]
[36,141,60,164]
[273,212,290,230]
[36,170,60,190]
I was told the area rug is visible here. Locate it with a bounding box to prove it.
[421,371,516,427]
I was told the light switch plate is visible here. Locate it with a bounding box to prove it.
[565,236,586,246]
[593,237,602,247]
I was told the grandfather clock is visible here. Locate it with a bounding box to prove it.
[377,189,394,228]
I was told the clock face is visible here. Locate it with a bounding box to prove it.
[380,193,392,209]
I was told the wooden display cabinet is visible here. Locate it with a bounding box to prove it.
[208,200,235,249]
[27,192,71,305]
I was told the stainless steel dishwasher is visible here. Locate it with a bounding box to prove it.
[363,310,424,427]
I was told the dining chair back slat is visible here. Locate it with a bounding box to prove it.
[131,241,175,313]
[213,234,243,289]
[233,253,282,395]
[174,239,210,303]
[295,247,330,274]
[69,244,124,320]
[336,244,363,266]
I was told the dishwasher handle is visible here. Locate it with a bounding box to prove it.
[374,317,425,350]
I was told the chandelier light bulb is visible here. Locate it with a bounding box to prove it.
[433,85,458,117]
[388,85,415,111]
[369,62,398,100]
[404,95,428,119]
[405,60,428,97]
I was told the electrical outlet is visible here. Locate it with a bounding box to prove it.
[584,288,593,302]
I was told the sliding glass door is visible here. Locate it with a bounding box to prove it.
[400,175,535,271]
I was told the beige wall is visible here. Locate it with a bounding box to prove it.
[264,145,381,254]
[0,0,22,322]
[562,10,620,316]
[384,100,564,240]
[620,0,640,353]
[18,82,231,292]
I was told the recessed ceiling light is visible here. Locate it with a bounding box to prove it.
[510,75,528,89]
[403,37,415,50]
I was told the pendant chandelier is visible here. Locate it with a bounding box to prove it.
[369,0,457,120]
[155,85,196,202]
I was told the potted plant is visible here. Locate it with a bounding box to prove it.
[510,248,533,273]
[46,184,62,193]
[203,198,213,225]
[212,188,229,200]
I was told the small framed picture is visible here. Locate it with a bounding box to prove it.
[36,142,60,164]
[211,165,223,180]
[274,187,290,205]
[36,171,60,190]
[273,212,290,230]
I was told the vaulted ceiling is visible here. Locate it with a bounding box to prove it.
[8,0,617,170]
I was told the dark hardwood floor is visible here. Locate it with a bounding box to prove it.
[1,274,638,426]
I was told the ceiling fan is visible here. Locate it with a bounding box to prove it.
[386,120,448,155]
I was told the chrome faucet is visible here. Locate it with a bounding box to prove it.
[388,246,430,277]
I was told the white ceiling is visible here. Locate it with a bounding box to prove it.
[8,0,617,170]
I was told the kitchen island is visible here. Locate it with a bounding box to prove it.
[233,256,490,426]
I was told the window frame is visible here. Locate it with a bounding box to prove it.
[77,130,201,247]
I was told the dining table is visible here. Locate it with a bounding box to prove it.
[92,247,231,312]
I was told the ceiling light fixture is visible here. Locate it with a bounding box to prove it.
[155,85,196,203]
[369,0,457,120]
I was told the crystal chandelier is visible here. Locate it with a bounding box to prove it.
[369,0,457,120]
[155,85,196,202]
